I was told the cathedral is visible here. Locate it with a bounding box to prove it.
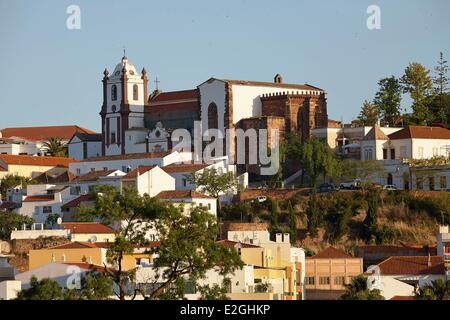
[99,55,328,174]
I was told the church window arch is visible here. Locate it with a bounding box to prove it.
[133,84,139,100]
[111,85,117,101]
[207,102,218,130]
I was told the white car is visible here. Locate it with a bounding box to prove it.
[383,184,397,190]
[257,196,267,203]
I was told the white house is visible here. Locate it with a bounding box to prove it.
[121,165,175,197]
[155,190,217,217]
[68,169,125,195]
[222,222,271,244]
[68,132,102,160]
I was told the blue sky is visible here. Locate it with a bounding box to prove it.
[0,0,449,132]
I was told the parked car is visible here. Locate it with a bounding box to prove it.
[317,183,338,193]
[257,196,267,203]
[383,184,398,191]
[339,180,361,190]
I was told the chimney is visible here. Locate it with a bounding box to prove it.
[275,233,282,243]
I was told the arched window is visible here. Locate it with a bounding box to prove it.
[207,103,218,130]
[133,84,138,100]
[111,85,117,101]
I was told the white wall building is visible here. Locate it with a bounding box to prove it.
[121,166,176,197]
[68,133,102,160]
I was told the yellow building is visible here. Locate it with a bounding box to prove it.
[305,247,363,300]
[28,241,156,271]
[0,154,77,179]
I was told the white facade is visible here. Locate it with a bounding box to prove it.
[122,166,176,197]
[0,141,40,156]
[69,170,125,195]
[162,196,217,217]
[228,229,271,244]
[0,280,21,300]
[68,135,102,160]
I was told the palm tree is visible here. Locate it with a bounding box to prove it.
[340,275,385,300]
[415,279,450,300]
[41,137,68,157]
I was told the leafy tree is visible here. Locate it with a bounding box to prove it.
[340,275,385,300]
[287,201,297,244]
[45,213,61,227]
[255,282,270,293]
[0,174,35,198]
[432,52,449,124]
[41,137,68,157]
[306,193,321,237]
[373,76,402,126]
[415,279,450,300]
[143,205,243,300]
[326,197,352,243]
[186,167,238,214]
[363,188,380,242]
[197,278,231,300]
[400,62,433,124]
[16,276,63,300]
[301,138,341,188]
[77,271,114,300]
[355,100,379,126]
[269,199,279,229]
[0,212,34,240]
[342,160,385,191]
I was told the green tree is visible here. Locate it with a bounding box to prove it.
[401,62,434,124]
[326,197,352,243]
[143,205,243,300]
[306,193,321,237]
[45,213,61,227]
[363,188,380,242]
[78,271,114,300]
[41,137,68,157]
[186,167,238,214]
[340,275,385,300]
[342,160,385,191]
[301,138,341,188]
[373,76,402,126]
[432,52,449,124]
[355,100,379,126]
[415,279,450,300]
[0,212,34,240]
[287,201,297,244]
[197,278,232,300]
[0,174,35,198]
[16,276,63,300]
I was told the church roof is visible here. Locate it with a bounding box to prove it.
[148,89,199,113]
[212,78,324,92]
[83,151,171,162]
[0,125,96,142]
[363,126,389,141]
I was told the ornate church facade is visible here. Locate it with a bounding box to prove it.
[99,55,328,172]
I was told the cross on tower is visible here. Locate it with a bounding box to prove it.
[154,76,160,91]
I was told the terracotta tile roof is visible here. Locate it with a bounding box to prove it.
[34,170,76,184]
[155,190,215,200]
[311,247,355,259]
[149,89,198,103]
[388,126,450,140]
[216,240,261,249]
[123,166,156,179]
[0,154,77,167]
[72,169,117,182]
[61,222,114,234]
[390,296,415,300]
[377,256,445,275]
[161,163,209,174]
[363,126,389,141]
[0,125,95,142]
[63,262,106,273]
[47,242,101,250]
[220,78,324,91]
[83,151,171,162]
[23,195,54,202]
[224,222,269,232]
[61,195,96,209]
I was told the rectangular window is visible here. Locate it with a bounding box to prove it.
[83,142,88,159]
[418,147,424,158]
[390,148,396,160]
[433,147,438,156]
[111,132,116,144]
[182,178,187,187]
[400,146,407,158]
[319,277,330,285]
[90,168,95,172]
[43,206,52,214]
[207,203,211,210]
[76,168,81,175]
[334,276,345,285]
[417,177,423,190]
[382,149,388,160]
[440,176,447,189]
[103,167,108,171]
[429,176,435,191]
[306,277,315,285]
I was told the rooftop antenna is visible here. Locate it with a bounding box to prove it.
[122,46,127,59]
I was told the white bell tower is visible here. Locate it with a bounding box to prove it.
[100,54,148,156]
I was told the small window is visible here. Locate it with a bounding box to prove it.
[43,206,52,214]
[76,168,81,175]
[440,176,447,189]
[133,84,139,100]
[103,167,108,171]
[390,148,395,160]
[111,132,116,144]
[429,176,435,191]
[334,276,345,285]
[90,168,95,172]
[382,149,388,160]
[182,178,187,187]
[207,203,211,210]
[319,277,330,285]
[306,277,315,285]
[418,147,424,158]
[433,147,439,156]
[400,146,407,158]
[111,85,117,101]
[417,177,423,190]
